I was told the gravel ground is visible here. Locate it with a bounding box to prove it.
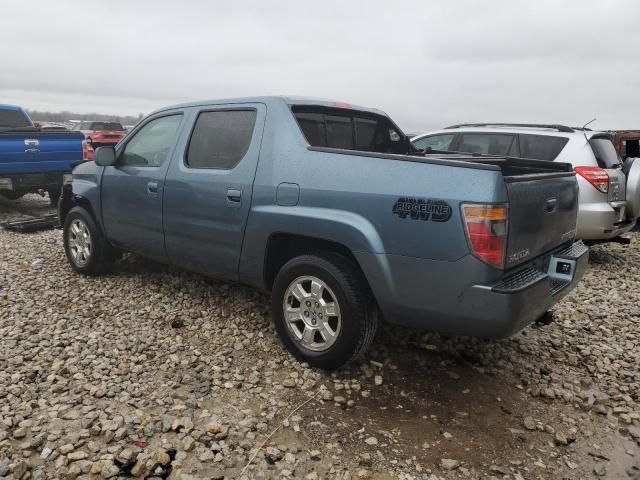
[0,194,638,480]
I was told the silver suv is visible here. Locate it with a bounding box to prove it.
[412,123,640,241]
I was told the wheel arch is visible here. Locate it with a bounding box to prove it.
[262,232,374,299]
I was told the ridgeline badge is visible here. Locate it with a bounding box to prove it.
[392,197,452,222]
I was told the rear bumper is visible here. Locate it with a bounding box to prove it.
[356,242,589,338]
[0,171,67,192]
[577,202,636,239]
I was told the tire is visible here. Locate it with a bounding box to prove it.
[271,253,378,370]
[63,206,117,275]
[47,188,61,207]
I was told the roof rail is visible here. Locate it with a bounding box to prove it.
[444,123,575,133]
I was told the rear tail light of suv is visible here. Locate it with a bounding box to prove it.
[461,204,508,268]
[575,166,609,194]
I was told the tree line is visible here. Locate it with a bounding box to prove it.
[27,110,143,126]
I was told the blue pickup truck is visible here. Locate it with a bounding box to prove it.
[0,104,84,205]
[58,96,588,369]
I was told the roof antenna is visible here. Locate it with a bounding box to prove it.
[582,118,596,142]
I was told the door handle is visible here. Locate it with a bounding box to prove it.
[226,188,242,206]
[147,182,159,195]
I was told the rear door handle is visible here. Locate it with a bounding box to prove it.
[226,188,242,207]
[147,181,159,196]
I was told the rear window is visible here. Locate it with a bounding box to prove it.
[0,109,31,129]
[89,122,124,131]
[292,106,407,154]
[589,137,621,168]
[519,134,568,161]
[186,109,257,169]
[457,133,516,155]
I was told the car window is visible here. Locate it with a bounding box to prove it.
[0,109,31,129]
[457,133,515,155]
[120,114,182,167]
[186,110,257,169]
[519,134,569,161]
[589,137,621,168]
[292,106,406,154]
[412,134,455,152]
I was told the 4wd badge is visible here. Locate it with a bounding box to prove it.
[392,197,452,222]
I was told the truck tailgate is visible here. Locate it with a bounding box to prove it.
[504,173,578,269]
[0,131,84,174]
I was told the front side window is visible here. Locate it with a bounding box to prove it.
[120,114,182,167]
[458,133,515,155]
[519,134,569,161]
[186,110,257,169]
[412,134,455,152]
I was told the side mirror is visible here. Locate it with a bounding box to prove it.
[94,146,116,166]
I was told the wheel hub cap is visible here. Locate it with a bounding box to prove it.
[67,219,92,267]
[283,276,341,352]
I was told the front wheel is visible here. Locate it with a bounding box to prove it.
[271,253,378,370]
[63,206,117,275]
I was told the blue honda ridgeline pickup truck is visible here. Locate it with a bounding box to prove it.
[0,104,84,205]
[59,97,588,369]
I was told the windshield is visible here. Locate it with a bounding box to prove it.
[90,122,124,131]
[0,109,31,129]
[589,137,621,169]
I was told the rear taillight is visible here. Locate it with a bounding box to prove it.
[461,204,508,268]
[82,141,94,161]
[575,166,609,193]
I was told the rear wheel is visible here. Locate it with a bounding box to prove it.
[271,253,378,370]
[63,206,117,275]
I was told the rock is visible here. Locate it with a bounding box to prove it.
[309,449,321,460]
[489,464,509,475]
[156,450,171,465]
[593,464,607,477]
[182,436,196,451]
[554,432,568,446]
[441,458,460,470]
[374,375,383,386]
[364,437,378,446]
[67,451,88,461]
[523,416,536,430]
[101,462,120,478]
[265,446,282,463]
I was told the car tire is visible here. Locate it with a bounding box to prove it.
[271,253,378,370]
[63,206,117,275]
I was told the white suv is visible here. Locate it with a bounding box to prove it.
[411,123,639,242]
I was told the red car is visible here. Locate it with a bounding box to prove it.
[78,121,126,150]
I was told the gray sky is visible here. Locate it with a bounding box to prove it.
[2,0,639,132]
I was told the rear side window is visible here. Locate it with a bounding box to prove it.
[457,133,516,155]
[187,110,257,169]
[519,134,568,161]
[589,137,621,168]
[0,109,31,129]
[293,106,406,154]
